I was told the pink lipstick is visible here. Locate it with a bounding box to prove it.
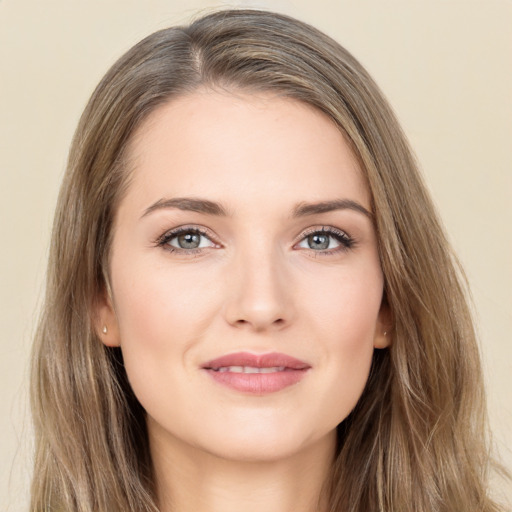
[201,352,311,394]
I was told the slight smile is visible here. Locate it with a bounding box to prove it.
[201,352,311,394]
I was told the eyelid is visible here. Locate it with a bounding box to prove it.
[296,225,350,240]
[154,225,220,249]
[293,225,355,254]
[295,225,352,243]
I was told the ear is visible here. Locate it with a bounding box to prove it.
[373,300,393,349]
[93,288,121,347]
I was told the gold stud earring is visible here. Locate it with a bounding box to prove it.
[102,325,108,334]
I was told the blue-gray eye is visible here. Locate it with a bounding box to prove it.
[299,232,341,251]
[162,228,215,251]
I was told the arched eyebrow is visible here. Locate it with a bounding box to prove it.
[141,197,372,220]
[291,199,372,219]
[142,197,232,218]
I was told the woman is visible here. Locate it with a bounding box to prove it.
[30,8,507,511]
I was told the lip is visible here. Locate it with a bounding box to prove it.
[201,351,311,394]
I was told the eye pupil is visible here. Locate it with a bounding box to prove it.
[178,232,200,249]
[309,234,329,250]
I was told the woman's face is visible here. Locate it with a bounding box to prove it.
[99,90,389,462]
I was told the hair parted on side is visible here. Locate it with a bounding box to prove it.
[30,8,507,512]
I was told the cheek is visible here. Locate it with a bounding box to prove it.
[110,260,219,404]
[307,262,383,344]
[113,259,215,346]
[305,265,382,418]
[318,324,376,431]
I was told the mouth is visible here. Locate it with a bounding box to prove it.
[201,352,311,394]
[213,366,288,373]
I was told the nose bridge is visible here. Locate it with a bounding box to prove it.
[223,234,292,331]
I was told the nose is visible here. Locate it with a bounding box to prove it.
[223,242,294,332]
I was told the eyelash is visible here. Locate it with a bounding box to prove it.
[155,225,356,257]
[299,226,356,256]
[155,226,217,257]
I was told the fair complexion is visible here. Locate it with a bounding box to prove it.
[97,90,390,512]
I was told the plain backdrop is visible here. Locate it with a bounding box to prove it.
[1,0,511,509]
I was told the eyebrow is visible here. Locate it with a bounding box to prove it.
[141,197,372,220]
[292,199,372,219]
[142,197,232,218]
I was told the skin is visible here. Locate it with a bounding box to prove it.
[97,90,391,512]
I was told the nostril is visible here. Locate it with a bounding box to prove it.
[232,317,285,331]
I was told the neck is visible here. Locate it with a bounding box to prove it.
[149,421,336,512]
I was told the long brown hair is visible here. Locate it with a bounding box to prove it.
[30,9,507,511]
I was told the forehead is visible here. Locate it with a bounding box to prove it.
[121,90,370,218]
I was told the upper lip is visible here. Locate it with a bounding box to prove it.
[202,352,311,370]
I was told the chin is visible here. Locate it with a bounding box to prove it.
[193,417,337,464]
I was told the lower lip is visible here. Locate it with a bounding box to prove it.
[203,368,309,394]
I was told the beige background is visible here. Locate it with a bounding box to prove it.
[1,0,511,509]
